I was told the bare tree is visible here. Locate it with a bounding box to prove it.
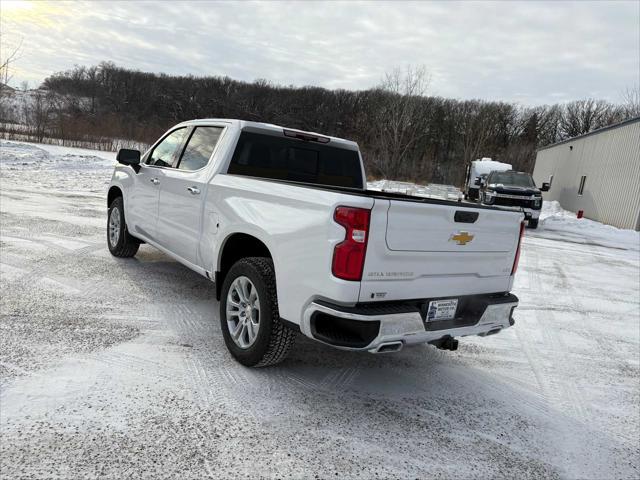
[370,66,431,178]
[23,89,51,142]
[621,85,640,118]
[560,99,617,138]
[0,35,23,87]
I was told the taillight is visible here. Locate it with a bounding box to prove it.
[511,221,525,275]
[332,206,371,281]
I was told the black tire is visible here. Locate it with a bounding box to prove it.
[528,218,539,229]
[220,257,295,367]
[107,196,140,258]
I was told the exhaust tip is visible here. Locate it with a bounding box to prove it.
[373,341,403,353]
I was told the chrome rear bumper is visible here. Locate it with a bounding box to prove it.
[300,294,518,353]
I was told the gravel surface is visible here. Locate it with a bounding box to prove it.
[1,141,639,479]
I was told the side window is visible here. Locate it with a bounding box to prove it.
[177,127,223,171]
[147,128,187,167]
[578,175,587,196]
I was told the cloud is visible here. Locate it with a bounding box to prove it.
[2,0,638,105]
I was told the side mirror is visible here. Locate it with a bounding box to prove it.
[540,182,550,192]
[116,149,141,166]
[474,177,482,186]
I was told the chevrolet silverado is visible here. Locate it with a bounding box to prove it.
[107,120,524,366]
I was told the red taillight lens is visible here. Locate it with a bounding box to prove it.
[511,221,525,275]
[332,206,371,281]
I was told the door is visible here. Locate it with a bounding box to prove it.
[127,127,188,242]
[157,126,224,265]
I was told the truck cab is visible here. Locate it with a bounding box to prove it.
[479,170,550,228]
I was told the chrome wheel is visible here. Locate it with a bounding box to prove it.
[226,276,260,349]
[108,207,121,247]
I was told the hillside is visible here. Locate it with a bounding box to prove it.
[1,63,634,185]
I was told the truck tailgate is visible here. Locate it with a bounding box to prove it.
[359,199,524,303]
[386,202,517,254]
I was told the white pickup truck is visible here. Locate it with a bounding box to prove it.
[107,119,523,366]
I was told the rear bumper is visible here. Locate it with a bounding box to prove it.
[300,293,518,352]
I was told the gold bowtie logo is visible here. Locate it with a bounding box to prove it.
[450,231,474,245]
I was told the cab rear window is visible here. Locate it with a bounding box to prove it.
[228,132,363,189]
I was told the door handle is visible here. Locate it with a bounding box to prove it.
[150,178,159,185]
[187,186,201,195]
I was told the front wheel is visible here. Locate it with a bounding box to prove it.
[528,218,539,229]
[107,197,140,257]
[220,257,295,367]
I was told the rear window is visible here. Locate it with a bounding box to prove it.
[227,132,363,189]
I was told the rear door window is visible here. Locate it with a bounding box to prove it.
[147,128,187,167]
[228,132,363,188]
[177,126,224,171]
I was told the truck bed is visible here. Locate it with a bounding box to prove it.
[219,173,524,305]
[228,173,509,211]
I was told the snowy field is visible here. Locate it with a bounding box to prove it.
[1,140,639,479]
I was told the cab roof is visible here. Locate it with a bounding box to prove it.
[174,118,359,150]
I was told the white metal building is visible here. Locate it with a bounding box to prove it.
[533,117,640,231]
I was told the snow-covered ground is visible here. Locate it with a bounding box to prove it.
[536,200,640,251]
[1,140,639,479]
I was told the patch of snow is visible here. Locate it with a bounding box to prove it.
[537,201,640,251]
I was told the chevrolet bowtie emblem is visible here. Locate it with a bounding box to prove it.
[450,231,474,245]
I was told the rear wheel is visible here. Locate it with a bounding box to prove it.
[528,218,539,229]
[107,197,140,257]
[220,257,295,367]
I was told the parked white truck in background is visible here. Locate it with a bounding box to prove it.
[464,158,512,201]
[107,120,524,366]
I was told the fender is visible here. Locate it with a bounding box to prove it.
[108,166,136,228]
[215,225,278,272]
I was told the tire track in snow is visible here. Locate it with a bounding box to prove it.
[182,355,230,408]
[535,310,590,423]
[4,234,108,299]
[452,362,551,418]
[90,351,183,383]
[318,366,359,391]
[516,255,590,424]
[514,243,552,408]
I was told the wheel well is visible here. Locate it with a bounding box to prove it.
[108,186,122,207]
[216,233,272,300]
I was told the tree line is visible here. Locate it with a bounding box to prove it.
[1,62,637,186]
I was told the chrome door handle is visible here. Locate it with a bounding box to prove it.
[187,187,200,195]
[150,178,159,185]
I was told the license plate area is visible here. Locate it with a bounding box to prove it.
[426,299,459,322]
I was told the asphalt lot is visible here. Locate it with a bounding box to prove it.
[1,141,639,479]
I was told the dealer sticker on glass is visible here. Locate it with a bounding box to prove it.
[426,299,458,322]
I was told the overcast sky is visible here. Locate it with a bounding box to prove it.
[2,0,638,105]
